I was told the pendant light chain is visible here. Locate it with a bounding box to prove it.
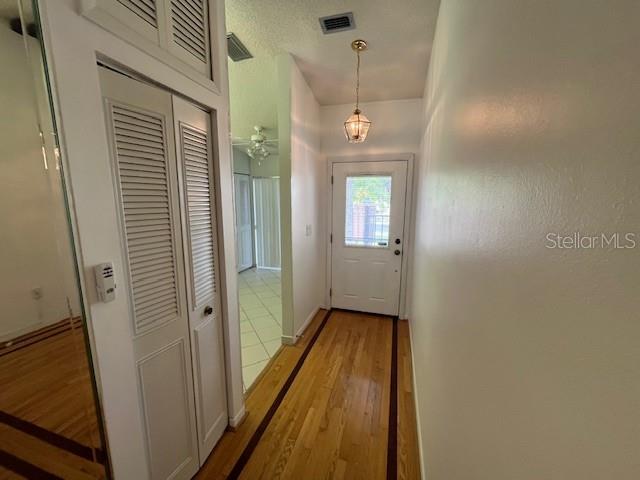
[355,48,360,111]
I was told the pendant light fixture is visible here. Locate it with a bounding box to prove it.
[344,39,371,143]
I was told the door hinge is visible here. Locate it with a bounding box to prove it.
[330,233,333,243]
[329,288,332,297]
[331,175,334,185]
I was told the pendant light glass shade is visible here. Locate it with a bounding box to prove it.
[344,108,371,143]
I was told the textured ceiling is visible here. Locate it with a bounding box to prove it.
[226,0,440,141]
[226,0,440,105]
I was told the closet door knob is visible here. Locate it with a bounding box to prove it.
[204,306,213,316]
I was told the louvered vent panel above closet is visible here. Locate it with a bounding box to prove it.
[112,104,180,334]
[181,125,216,307]
[170,0,207,62]
[117,0,158,27]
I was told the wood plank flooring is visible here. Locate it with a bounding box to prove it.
[197,309,421,480]
[196,310,329,479]
[0,327,106,479]
[0,309,420,479]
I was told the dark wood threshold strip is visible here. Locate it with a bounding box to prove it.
[387,316,399,480]
[0,449,63,480]
[0,410,105,464]
[227,308,333,479]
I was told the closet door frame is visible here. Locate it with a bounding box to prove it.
[37,0,246,474]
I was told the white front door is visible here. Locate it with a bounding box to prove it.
[331,161,408,316]
[234,174,253,272]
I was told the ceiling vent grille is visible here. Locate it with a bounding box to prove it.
[319,12,355,34]
[226,33,253,62]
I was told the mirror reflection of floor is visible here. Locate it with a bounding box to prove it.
[0,322,106,479]
[238,268,282,390]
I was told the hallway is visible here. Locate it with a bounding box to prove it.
[196,309,420,479]
[2,0,638,478]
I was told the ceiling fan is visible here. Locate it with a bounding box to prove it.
[232,126,278,165]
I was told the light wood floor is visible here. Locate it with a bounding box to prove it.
[0,327,106,479]
[197,309,421,480]
[0,310,420,479]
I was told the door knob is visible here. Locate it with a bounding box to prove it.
[204,305,213,316]
[394,249,401,256]
[395,238,401,245]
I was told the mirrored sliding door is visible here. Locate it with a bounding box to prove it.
[0,1,108,478]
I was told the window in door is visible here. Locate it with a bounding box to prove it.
[344,175,392,247]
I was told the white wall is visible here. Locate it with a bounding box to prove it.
[0,21,80,340]
[320,98,423,157]
[411,1,640,479]
[278,54,326,342]
[290,58,326,338]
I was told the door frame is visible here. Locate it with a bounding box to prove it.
[325,153,415,319]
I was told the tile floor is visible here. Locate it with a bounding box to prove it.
[238,268,282,390]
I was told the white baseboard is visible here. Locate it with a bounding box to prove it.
[281,305,321,346]
[228,405,246,429]
[407,319,427,480]
[296,306,319,339]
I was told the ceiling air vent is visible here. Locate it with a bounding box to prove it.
[319,12,355,34]
[227,33,253,62]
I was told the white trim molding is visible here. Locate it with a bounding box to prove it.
[282,305,320,345]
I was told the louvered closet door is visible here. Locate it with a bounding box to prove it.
[95,0,166,44]
[173,96,227,462]
[165,0,212,76]
[99,67,199,480]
